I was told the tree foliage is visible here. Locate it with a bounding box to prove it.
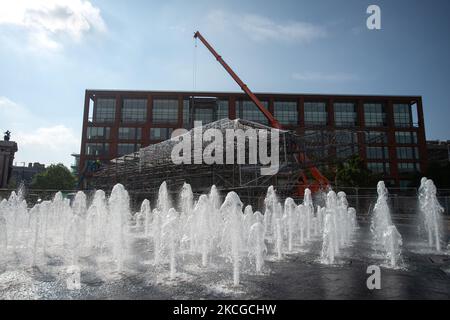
[31,163,76,190]
[335,155,380,188]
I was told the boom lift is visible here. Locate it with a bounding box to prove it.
[193,31,330,194]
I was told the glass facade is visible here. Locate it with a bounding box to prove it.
[95,98,116,123]
[122,99,147,123]
[397,147,419,160]
[85,143,109,156]
[153,99,178,124]
[304,102,327,126]
[217,100,229,120]
[87,127,110,140]
[398,162,420,173]
[334,102,357,127]
[366,146,389,159]
[236,100,269,125]
[364,103,386,127]
[274,101,298,125]
[150,128,173,140]
[365,131,388,144]
[117,143,140,156]
[367,162,390,175]
[393,104,412,127]
[395,131,417,144]
[119,127,141,140]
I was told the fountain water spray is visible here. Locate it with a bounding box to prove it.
[371,181,402,267]
[419,178,445,252]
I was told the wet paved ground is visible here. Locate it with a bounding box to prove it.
[0,216,449,300]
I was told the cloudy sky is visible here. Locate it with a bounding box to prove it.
[0,0,449,167]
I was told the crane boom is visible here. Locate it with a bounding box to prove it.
[193,31,329,192]
[194,31,282,129]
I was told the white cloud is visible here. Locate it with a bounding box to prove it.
[292,72,358,82]
[0,0,106,50]
[0,96,79,167]
[206,10,326,44]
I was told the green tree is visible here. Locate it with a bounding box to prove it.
[31,163,76,190]
[335,155,380,188]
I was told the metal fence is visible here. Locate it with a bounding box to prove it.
[1,186,449,216]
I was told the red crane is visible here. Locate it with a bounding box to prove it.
[193,31,329,194]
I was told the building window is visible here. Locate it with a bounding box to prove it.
[150,128,173,140]
[304,102,327,126]
[122,99,147,123]
[364,103,386,127]
[217,100,229,120]
[365,131,388,144]
[274,101,297,125]
[397,147,419,160]
[334,102,357,127]
[119,127,142,140]
[87,127,110,140]
[398,162,420,173]
[366,146,389,159]
[117,143,140,156]
[236,100,269,125]
[153,99,178,124]
[194,108,214,125]
[395,131,417,144]
[95,98,116,123]
[335,130,358,145]
[367,162,390,175]
[393,104,412,127]
[85,143,109,156]
[336,145,359,159]
[183,99,190,127]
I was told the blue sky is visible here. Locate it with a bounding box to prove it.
[0,0,449,167]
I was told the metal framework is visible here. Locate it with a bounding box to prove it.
[90,118,380,207]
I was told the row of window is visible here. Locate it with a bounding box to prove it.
[94,98,415,127]
[87,127,174,141]
[367,162,421,175]
[85,143,141,157]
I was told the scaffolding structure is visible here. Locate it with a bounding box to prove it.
[89,119,380,207]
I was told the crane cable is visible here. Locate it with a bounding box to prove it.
[193,36,198,91]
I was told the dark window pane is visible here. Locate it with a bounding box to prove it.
[304,102,327,126]
[274,101,297,125]
[153,99,178,124]
[122,99,147,123]
[95,98,116,123]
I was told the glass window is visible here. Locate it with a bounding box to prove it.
[183,99,190,127]
[398,162,420,173]
[334,102,357,127]
[335,130,358,145]
[336,145,359,159]
[393,104,412,127]
[194,108,214,124]
[95,98,116,123]
[304,102,327,126]
[150,128,173,140]
[236,100,269,125]
[117,143,140,156]
[153,99,178,124]
[86,127,110,140]
[119,127,141,140]
[367,162,390,175]
[364,103,386,127]
[217,100,229,120]
[366,146,389,159]
[85,143,109,156]
[365,131,388,144]
[274,101,297,125]
[397,147,419,160]
[122,99,147,123]
[395,131,417,144]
